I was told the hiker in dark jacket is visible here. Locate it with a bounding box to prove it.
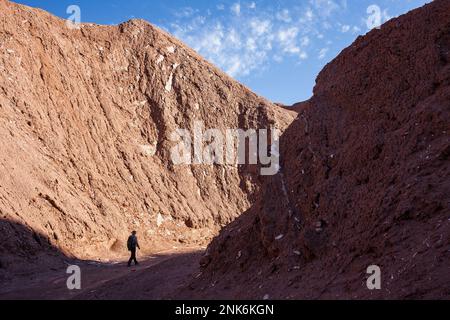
[127,231,141,267]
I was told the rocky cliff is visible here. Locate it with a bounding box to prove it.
[187,0,450,299]
[0,0,295,267]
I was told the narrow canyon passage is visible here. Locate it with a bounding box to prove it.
[0,247,204,300]
[0,0,448,301]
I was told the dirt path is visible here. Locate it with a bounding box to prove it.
[0,247,204,300]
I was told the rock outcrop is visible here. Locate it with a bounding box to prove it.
[0,0,295,266]
[186,0,450,299]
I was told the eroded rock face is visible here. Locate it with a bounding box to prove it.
[186,0,450,299]
[0,0,295,263]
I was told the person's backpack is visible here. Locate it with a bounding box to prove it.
[127,236,133,251]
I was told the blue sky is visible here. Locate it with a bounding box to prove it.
[12,0,431,104]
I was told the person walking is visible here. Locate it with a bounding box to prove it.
[127,231,141,267]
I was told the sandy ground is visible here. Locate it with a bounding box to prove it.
[0,247,204,300]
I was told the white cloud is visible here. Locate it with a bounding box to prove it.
[276,9,292,23]
[250,18,271,36]
[227,28,241,46]
[318,48,329,59]
[273,54,283,62]
[278,27,298,42]
[278,27,300,53]
[309,0,340,17]
[227,56,243,76]
[304,8,314,21]
[322,21,332,29]
[246,38,257,51]
[299,52,308,60]
[166,0,354,78]
[352,25,361,34]
[231,3,241,16]
[341,24,350,32]
[175,7,197,18]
